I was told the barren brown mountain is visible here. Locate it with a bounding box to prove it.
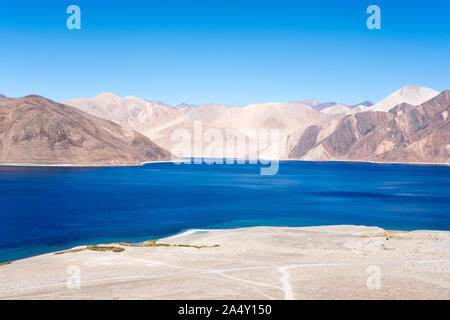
[349,90,450,163]
[289,90,450,163]
[0,95,170,166]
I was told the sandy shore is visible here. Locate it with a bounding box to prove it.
[0,159,448,168]
[282,158,450,166]
[0,225,449,300]
[0,160,174,167]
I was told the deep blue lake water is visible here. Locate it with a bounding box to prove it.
[0,161,449,262]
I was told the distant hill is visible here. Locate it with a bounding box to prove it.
[310,102,338,111]
[310,101,374,113]
[350,101,373,108]
[0,95,170,166]
[321,103,354,115]
[0,94,6,99]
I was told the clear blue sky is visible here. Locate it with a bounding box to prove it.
[0,0,449,105]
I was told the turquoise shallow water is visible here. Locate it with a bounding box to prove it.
[0,161,449,262]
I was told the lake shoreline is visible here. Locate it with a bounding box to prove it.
[0,158,448,168]
[1,225,449,300]
[3,223,450,265]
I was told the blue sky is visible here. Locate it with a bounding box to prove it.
[0,0,449,105]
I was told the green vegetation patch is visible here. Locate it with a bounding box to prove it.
[87,245,125,252]
[55,245,125,255]
[116,240,171,247]
[54,240,220,255]
[116,240,220,249]
[360,231,391,239]
[55,247,86,255]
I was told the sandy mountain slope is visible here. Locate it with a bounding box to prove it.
[370,85,439,112]
[0,95,170,166]
[321,103,354,115]
[154,102,333,159]
[63,93,184,138]
[352,105,371,113]
[65,95,333,159]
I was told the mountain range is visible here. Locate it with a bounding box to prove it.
[0,85,447,165]
[289,90,449,163]
[63,85,448,163]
